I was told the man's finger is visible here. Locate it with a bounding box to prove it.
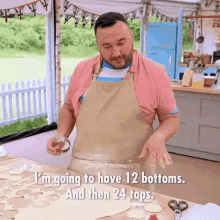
[48,138,56,147]
[159,158,166,169]
[47,148,62,156]
[47,149,57,155]
[139,146,148,158]
[163,153,172,165]
[168,153,173,164]
[54,142,65,150]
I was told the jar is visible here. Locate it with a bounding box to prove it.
[192,73,204,89]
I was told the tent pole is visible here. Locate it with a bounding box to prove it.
[46,0,56,124]
[175,10,183,80]
[142,2,150,57]
[55,0,62,124]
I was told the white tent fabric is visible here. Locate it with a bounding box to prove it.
[151,0,201,19]
[0,0,203,20]
[63,0,145,18]
[1,0,220,21]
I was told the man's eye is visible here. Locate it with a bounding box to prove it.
[118,42,124,46]
[104,46,111,49]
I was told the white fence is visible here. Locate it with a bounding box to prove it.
[0,76,71,126]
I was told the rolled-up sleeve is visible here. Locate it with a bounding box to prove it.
[156,69,178,115]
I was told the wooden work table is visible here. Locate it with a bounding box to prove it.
[153,85,220,162]
[0,155,198,220]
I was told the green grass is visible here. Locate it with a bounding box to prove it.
[0,117,47,137]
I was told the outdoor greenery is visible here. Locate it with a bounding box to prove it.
[0,117,47,137]
[0,15,193,136]
[0,15,193,57]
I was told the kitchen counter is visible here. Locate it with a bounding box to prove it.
[172,85,220,95]
[179,63,215,67]
[154,86,220,162]
[0,155,198,220]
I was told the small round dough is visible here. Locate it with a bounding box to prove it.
[10,168,24,175]
[29,165,43,173]
[126,210,145,219]
[0,174,10,179]
[8,176,22,181]
[0,166,10,172]
[144,204,162,213]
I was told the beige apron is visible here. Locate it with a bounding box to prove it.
[68,67,155,186]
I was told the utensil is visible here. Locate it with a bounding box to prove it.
[196,18,204,44]
[55,137,70,153]
[168,200,188,220]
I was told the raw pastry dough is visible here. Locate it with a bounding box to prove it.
[15,183,131,220]
[0,166,10,172]
[144,204,162,213]
[8,176,22,181]
[29,165,43,173]
[126,210,145,219]
[0,174,10,179]
[10,168,24,175]
[0,174,22,181]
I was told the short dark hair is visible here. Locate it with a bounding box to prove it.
[94,12,129,36]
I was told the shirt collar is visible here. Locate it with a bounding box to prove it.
[102,60,131,70]
[95,49,139,75]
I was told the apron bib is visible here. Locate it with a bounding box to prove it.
[68,69,155,186]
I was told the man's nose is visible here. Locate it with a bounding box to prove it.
[112,46,121,58]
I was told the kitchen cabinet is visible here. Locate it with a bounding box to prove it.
[153,87,220,162]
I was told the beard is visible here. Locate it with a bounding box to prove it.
[102,47,133,70]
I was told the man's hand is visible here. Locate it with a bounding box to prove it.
[139,133,172,168]
[47,133,65,156]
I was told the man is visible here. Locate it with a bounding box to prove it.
[47,12,179,180]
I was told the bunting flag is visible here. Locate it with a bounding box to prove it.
[91,14,97,28]
[74,17,80,27]
[139,7,144,16]
[0,0,145,26]
[152,6,179,23]
[72,6,80,17]
[0,0,205,25]
[18,7,24,20]
[40,0,48,11]
[205,0,220,9]
[82,18,89,27]
[215,2,220,11]
[0,9,10,23]
[131,10,136,20]
[64,0,71,13]
[62,0,145,27]
[0,0,49,21]
[28,3,37,16]
[64,15,72,24]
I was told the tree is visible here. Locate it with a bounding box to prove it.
[188,21,194,42]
